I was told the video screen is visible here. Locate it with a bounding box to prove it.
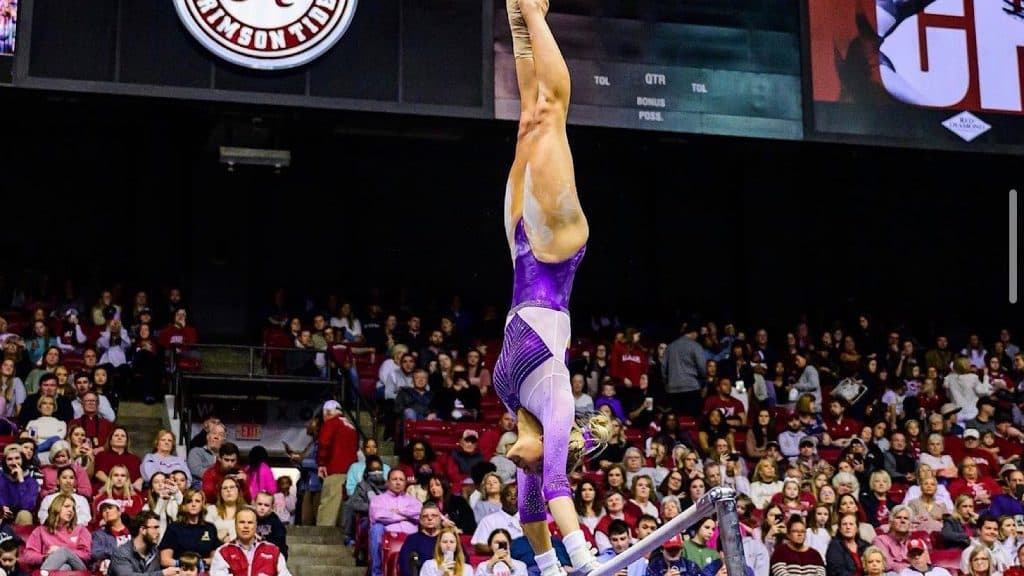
[0,0,16,55]
[495,0,804,140]
[805,0,1024,152]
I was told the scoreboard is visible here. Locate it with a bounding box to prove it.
[494,0,804,140]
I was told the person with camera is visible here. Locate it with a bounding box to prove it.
[200,443,247,504]
[419,526,471,576]
[476,528,527,576]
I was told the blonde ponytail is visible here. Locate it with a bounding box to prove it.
[567,413,612,473]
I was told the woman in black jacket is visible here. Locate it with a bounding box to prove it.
[826,512,871,576]
[941,494,977,549]
[426,475,476,535]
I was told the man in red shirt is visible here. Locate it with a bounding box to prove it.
[702,377,745,427]
[158,308,198,353]
[201,442,248,503]
[211,508,290,576]
[610,329,648,387]
[317,399,357,527]
[824,398,860,447]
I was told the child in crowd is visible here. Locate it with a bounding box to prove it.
[275,475,296,525]
[179,551,201,576]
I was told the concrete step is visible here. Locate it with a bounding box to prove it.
[117,401,165,419]
[288,525,346,539]
[288,544,356,565]
[290,533,349,546]
[290,566,365,576]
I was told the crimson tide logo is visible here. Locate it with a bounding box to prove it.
[173,0,357,70]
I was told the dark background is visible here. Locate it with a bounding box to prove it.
[0,89,1018,343]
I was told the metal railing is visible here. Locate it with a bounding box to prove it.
[169,343,373,447]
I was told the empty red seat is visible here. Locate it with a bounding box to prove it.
[382,531,409,576]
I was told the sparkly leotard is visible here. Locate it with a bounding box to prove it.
[492,218,586,523]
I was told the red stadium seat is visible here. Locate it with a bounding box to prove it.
[382,530,408,576]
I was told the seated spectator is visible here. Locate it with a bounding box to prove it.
[949,458,1002,510]
[21,372,73,425]
[23,347,64,395]
[95,427,143,492]
[140,471,180,541]
[39,465,92,526]
[630,475,659,519]
[870,505,914,573]
[26,395,66,461]
[426,475,476,535]
[490,432,518,484]
[70,372,115,422]
[253,491,288,557]
[141,429,191,484]
[244,446,277,502]
[23,494,92,571]
[159,488,219,568]
[420,526,472,576]
[0,358,26,420]
[750,457,784,510]
[920,433,958,479]
[0,538,29,576]
[960,515,1013,575]
[594,490,636,551]
[16,436,43,488]
[131,322,163,404]
[341,456,386,542]
[645,533,702,576]
[70,392,113,452]
[684,517,718,569]
[396,369,434,421]
[572,374,594,418]
[206,475,247,543]
[594,381,626,422]
[906,475,949,533]
[698,409,733,458]
[769,515,825,576]
[0,443,38,525]
[445,430,484,487]
[989,467,1024,519]
[826,512,871,576]
[108,511,164,576]
[769,477,814,519]
[158,308,199,356]
[369,469,422,576]
[961,429,999,478]
[398,502,443,576]
[345,438,391,498]
[472,483,522,555]
[833,493,877,544]
[91,499,131,572]
[861,470,898,530]
[274,476,295,526]
[93,464,144,520]
[66,424,96,476]
[474,473,504,524]
[41,440,92,497]
[186,421,225,485]
[210,508,290,576]
[703,377,746,428]
[475,528,528,576]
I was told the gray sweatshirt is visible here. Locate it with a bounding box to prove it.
[662,335,707,394]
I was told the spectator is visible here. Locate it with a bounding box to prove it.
[70,391,114,449]
[23,346,63,397]
[158,308,198,356]
[645,533,702,576]
[346,438,391,497]
[141,472,180,541]
[159,489,219,568]
[26,394,66,461]
[186,422,225,483]
[93,464,144,519]
[201,442,248,504]
[341,456,386,543]
[0,358,26,419]
[963,545,996,576]
[959,515,1012,575]
[472,483,521,555]
[210,508,290,576]
[826,512,871,576]
[95,427,143,492]
[474,473,504,524]
[254,491,288,557]
[315,399,357,527]
[23,494,92,571]
[769,515,825,576]
[206,475,247,543]
[871,505,913,572]
[369,469,422,576]
[244,446,277,502]
[398,502,444,576]
[108,511,170,576]
[397,369,434,421]
[944,357,990,424]
[91,499,131,571]
[419,526,471,576]
[274,475,295,526]
[141,430,191,484]
[685,517,718,569]
[426,475,476,535]
[97,318,132,371]
[663,323,707,418]
[476,528,528,576]
[0,443,38,525]
[38,465,92,525]
[0,539,29,576]
[445,430,484,487]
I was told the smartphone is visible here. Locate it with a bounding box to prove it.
[644,397,654,410]
[497,542,507,551]
[443,550,455,563]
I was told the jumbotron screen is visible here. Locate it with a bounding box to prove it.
[494,0,804,140]
[805,0,1024,153]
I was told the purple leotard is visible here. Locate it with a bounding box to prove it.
[493,219,585,523]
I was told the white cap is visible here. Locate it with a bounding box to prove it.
[323,400,342,414]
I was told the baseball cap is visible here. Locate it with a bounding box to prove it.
[940,403,962,417]
[907,538,928,554]
[322,400,341,414]
[963,428,980,440]
[97,498,122,511]
[663,534,684,550]
[461,429,479,442]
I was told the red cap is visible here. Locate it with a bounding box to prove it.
[907,538,928,553]
[663,534,684,550]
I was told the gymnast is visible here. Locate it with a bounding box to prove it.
[492,1,610,576]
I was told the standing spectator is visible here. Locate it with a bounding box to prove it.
[316,399,357,527]
[663,324,707,418]
[244,446,277,502]
[610,328,648,388]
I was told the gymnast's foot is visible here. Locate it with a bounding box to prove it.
[507,0,533,59]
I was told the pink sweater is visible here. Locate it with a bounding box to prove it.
[246,463,277,502]
[22,524,92,567]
